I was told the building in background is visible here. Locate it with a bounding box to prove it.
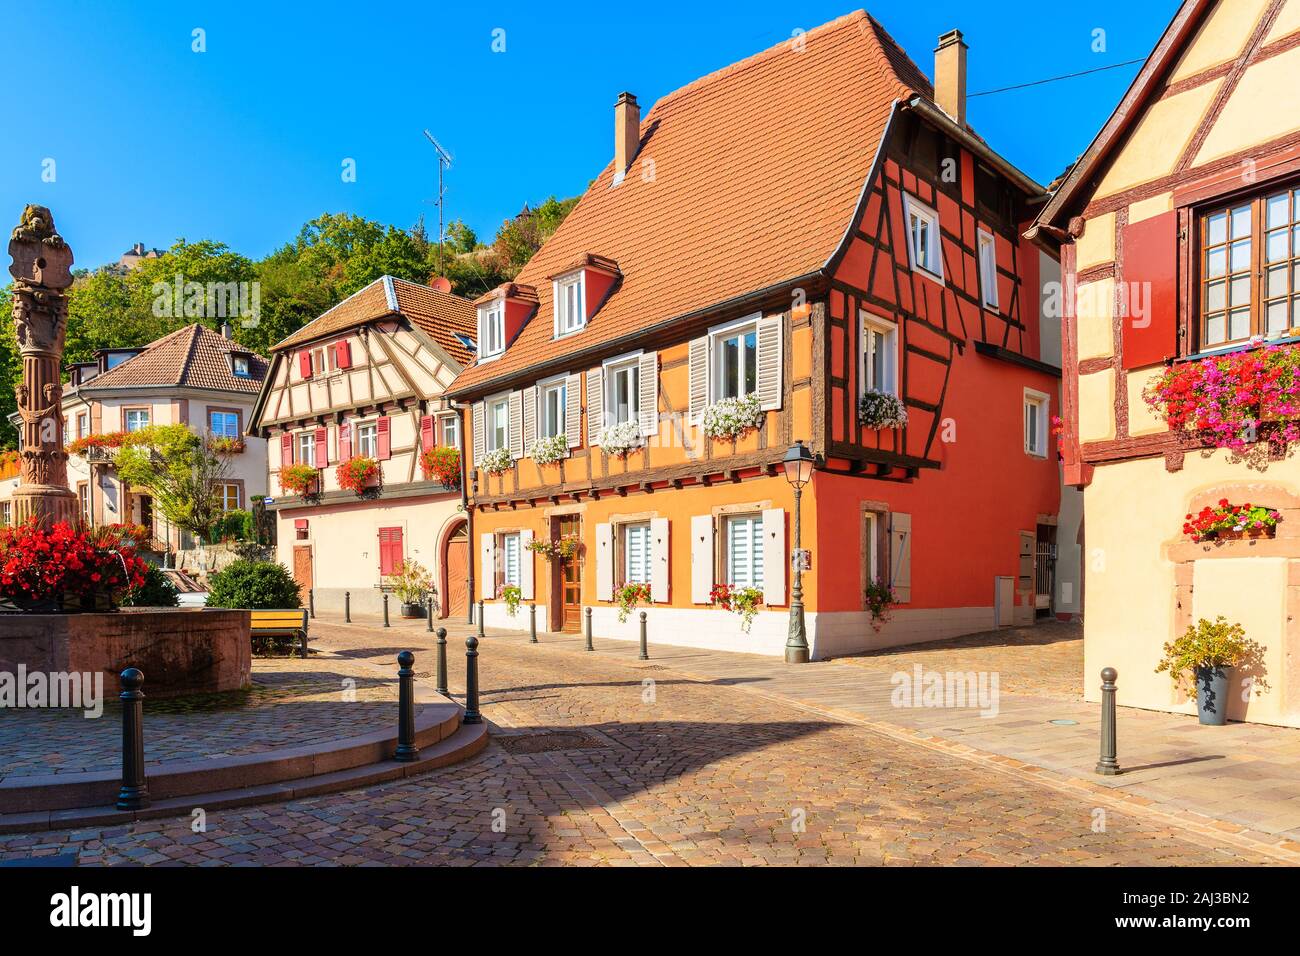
[449,12,1077,657]
[1031,0,1300,725]
[249,275,474,617]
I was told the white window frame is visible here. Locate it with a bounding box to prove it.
[209,409,239,439]
[538,376,568,439]
[621,521,652,586]
[311,347,328,375]
[603,353,642,427]
[77,412,89,439]
[709,314,761,402]
[486,395,510,452]
[232,354,252,377]
[217,482,241,511]
[499,532,521,588]
[439,413,460,449]
[553,272,587,338]
[903,194,944,283]
[863,511,881,587]
[296,430,316,465]
[977,229,999,310]
[723,513,765,590]
[355,419,379,459]
[1023,389,1050,458]
[478,302,506,359]
[860,311,900,397]
[124,409,151,433]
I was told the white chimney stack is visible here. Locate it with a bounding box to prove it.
[934,29,968,127]
[613,91,640,185]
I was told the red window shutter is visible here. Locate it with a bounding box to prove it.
[1120,210,1179,370]
[335,340,352,369]
[339,420,352,460]
[377,416,391,460]
[280,433,293,464]
[314,427,328,467]
[294,519,308,530]
[299,351,313,379]
[420,414,435,452]
[378,527,403,575]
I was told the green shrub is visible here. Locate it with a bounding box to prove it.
[120,564,181,608]
[205,560,302,610]
[212,508,254,542]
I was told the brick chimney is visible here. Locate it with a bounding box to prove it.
[613,92,640,185]
[934,30,968,127]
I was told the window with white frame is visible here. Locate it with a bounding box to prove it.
[209,410,239,438]
[440,415,460,449]
[863,511,882,587]
[977,230,999,309]
[311,347,328,375]
[861,313,899,396]
[232,354,252,377]
[356,420,378,458]
[555,273,586,336]
[497,532,521,589]
[487,396,509,452]
[479,303,505,358]
[216,482,241,511]
[711,319,759,401]
[539,379,567,438]
[296,430,316,465]
[124,408,150,432]
[3,500,14,525]
[620,522,652,586]
[724,513,765,590]
[77,412,89,439]
[605,358,641,426]
[904,195,943,281]
[1024,390,1049,458]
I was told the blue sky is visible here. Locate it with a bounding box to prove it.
[0,0,1180,270]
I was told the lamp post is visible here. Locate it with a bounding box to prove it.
[782,440,814,664]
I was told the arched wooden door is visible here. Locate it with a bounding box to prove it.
[442,521,469,619]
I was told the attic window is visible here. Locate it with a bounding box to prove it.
[554,272,586,337]
[230,353,252,377]
[478,303,504,358]
[454,332,477,353]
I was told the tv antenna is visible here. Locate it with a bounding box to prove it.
[423,130,454,275]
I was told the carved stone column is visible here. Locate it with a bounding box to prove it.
[8,205,78,529]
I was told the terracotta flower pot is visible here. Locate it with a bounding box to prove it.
[1215,528,1271,540]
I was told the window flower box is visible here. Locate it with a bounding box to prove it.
[1183,499,1280,542]
[420,446,461,489]
[208,436,246,454]
[528,433,569,465]
[336,456,381,497]
[480,446,513,475]
[702,395,763,442]
[858,389,908,429]
[526,533,581,560]
[598,421,642,457]
[279,464,320,498]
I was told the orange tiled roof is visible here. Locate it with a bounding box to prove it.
[274,275,477,366]
[448,10,930,395]
[83,324,269,394]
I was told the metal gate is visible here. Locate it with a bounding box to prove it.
[1034,540,1056,612]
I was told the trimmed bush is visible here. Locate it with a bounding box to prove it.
[205,560,302,610]
[121,564,181,608]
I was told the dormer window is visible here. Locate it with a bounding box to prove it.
[230,353,252,378]
[479,302,505,358]
[554,273,586,337]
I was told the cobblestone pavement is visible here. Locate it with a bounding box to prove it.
[0,620,1275,865]
[0,658,398,779]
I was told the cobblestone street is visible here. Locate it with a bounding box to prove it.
[0,621,1276,866]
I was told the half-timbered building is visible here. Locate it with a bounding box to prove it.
[448,11,1075,657]
[1031,0,1300,725]
[249,276,475,617]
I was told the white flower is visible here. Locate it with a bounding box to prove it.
[598,421,642,456]
[858,389,908,429]
[528,433,569,465]
[479,446,513,474]
[702,395,763,441]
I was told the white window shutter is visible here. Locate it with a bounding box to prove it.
[565,373,582,447]
[650,517,669,604]
[889,512,912,604]
[472,401,485,467]
[480,533,496,600]
[519,529,534,600]
[522,386,537,451]
[756,315,783,411]
[762,508,786,607]
[638,351,658,438]
[508,390,523,459]
[586,369,604,445]
[688,336,709,422]
[690,514,714,604]
[595,522,614,601]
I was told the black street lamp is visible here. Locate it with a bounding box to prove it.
[782,439,815,664]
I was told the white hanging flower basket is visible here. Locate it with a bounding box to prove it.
[598,421,642,457]
[528,433,569,464]
[480,446,513,474]
[702,395,763,441]
[858,389,908,429]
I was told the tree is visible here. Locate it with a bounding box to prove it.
[114,424,234,544]
[490,196,580,276]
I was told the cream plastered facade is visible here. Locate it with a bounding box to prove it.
[1067,0,1300,726]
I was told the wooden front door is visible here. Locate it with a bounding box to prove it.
[443,523,469,619]
[556,515,582,632]
[292,546,313,599]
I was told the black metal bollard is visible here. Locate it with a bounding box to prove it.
[639,610,649,661]
[477,601,485,639]
[309,588,315,619]
[426,595,434,632]
[116,668,149,811]
[1095,667,1121,776]
[344,590,351,623]
[584,607,594,652]
[383,592,390,628]
[463,634,482,725]
[529,603,538,643]
[394,651,418,762]
[435,627,449,696]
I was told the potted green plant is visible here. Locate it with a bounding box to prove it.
[389,558,433,617]
[1156,616,1249,726]
[501,584,522,617]
[614,581,651,623]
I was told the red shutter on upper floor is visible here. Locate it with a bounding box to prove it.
[280,433,293,464]
[339,420,352,460]
[314,427,328,467]
[420,414,435,452]
[1120,210,1179,370]
[293,519,308,530]
[376,416,391,460]
[378,527,403,575]
[335,340,352,369]
[299,351,313,379]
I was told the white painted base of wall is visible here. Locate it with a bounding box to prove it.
[482,602,550,633]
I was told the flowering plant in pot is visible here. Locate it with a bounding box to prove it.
[279,463,319,498]
[864,580,895,632]
[1183,499,1281,542]
[0,520,148,612]
[614,581,652,623]
[420,446,461,489]
[1156,616,1249,725]
[526,533,581,560]
[702,395,763,442]
[598,421,641,457]
[208,435,246,454]
[336,455,381,496]
[480,446,513,475]
[857,390,908,430]
[501,584,522,617]
[528,433,569,465]
[389,558,434,617]
[710,582,763,633]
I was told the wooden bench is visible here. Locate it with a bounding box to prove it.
[249,609,309,658]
